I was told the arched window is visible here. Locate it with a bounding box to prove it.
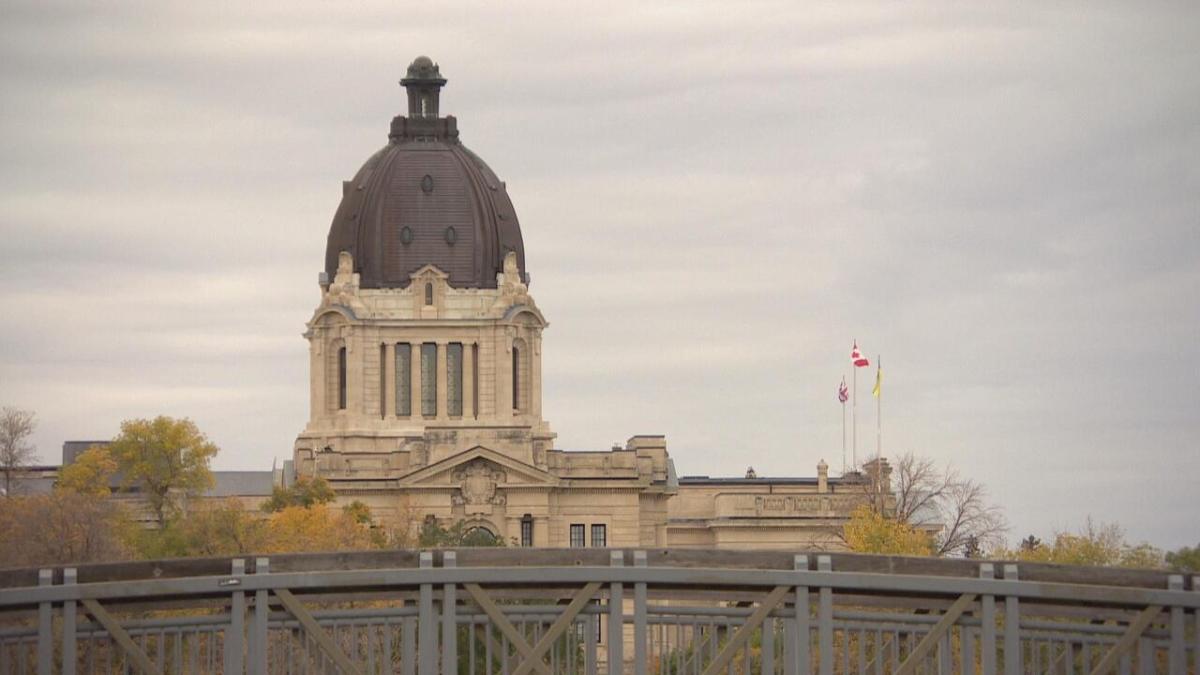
[512,337,529,413]
[520,514,534,547]
[424,282,433,306]
[337,346,347,410]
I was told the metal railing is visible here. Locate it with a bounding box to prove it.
[0,548,1196,674]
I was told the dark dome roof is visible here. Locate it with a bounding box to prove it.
[324,58,525,289]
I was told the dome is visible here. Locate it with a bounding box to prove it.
[324,57,526,289]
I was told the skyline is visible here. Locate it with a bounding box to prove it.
[1,2,1197,549]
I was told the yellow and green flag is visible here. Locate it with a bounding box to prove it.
[872,362,882,398]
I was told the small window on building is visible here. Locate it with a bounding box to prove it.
[337,346,347,410]
[420,343,437,416]
[379,344,387,419]
[512,346,521,411]
[395,343,412,416]
[521,514,534,547]
[569,523,585,548]
[447,343,463,416]
[591,524,607,548]
[424,282,434,306]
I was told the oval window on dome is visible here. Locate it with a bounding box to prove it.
[400,226,414,245]
[445,226,457,245]
[421,174,434,193]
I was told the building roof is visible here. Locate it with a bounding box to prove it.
[206,471,274,497]
[324,56,526,290]
[677,475,847,486]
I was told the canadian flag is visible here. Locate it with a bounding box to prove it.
[851,342,870,368]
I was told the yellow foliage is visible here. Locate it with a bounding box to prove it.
[995,520,1163,569]
[108,416,218,527]
[264,505,379,553]
[843,505,934,556]
[0,492,134,566]
[57,445,118,496]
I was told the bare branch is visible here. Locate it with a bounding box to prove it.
[0,406,38,497]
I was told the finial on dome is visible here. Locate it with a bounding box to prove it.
[401,55,447,119]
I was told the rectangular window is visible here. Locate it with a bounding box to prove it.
[569,524,585,548]
[337,346,347,410]
[591,524,607,548]
[395,343,411,416]
[520,516,533,547]
[447,342,463,416]
[420,343,437,417]
[472,343,479,418]
[380,344,387,419]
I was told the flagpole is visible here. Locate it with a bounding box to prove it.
[876,355,882,462]
[841,384,847,475]
[852,352,857,471]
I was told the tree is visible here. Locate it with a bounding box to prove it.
[173,500,271,557]
[0,406,37,497]
[265,505,379,553]
[865,452,1008,557]
[0,492,133,567]
[418,518,507,548]
[57,445,118,496]
[1165,544,1200,572]
[108,416,218,528]
[998,519,1163,569]
[262,476,336,512]
[843,505,934,556]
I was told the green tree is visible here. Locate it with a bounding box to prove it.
[1165,543,1200,572]
[57,445,118,496]
[108,416,218,528]
[419,518,506,548]
[262,476,336,512]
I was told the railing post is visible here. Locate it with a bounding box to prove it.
[420,551,437,675]
[225,558,246,675]
[979,563,996,675]
[250,557,269,675]
[783,555,808,675]
[818,555,833,675]
[443,552,458,675]
[1194,576,1200,675]
[1002,564,1020,675]
[1167,574,1184,675]
[62,568,77,675]
[37,569,52,675]
[609,551,624,675]
[634,551,647,675]
[585,607,598,675]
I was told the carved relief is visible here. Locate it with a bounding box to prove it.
[451,461,507,515]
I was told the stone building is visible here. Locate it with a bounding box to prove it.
[290,56,888,550]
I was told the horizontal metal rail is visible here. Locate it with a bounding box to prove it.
[0,550,1195,675]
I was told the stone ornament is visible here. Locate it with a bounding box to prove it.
[452,460,507,515]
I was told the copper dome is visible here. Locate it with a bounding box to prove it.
[324,58,526,289]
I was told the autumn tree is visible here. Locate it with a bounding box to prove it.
[843,505,934,556]
[418,518,506,548]
[262,476,336,512]
[108,416,218,528]
[0,491,133,567]
[57,445,118,496]
[173,500,271,557]
[265,505,380,553]
[0,406,38,497]
[860,451,1007,557]
[999,519,1163,569]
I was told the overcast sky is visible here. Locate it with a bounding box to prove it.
[1,2,1197,550]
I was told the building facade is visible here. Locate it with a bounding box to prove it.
[289,56,888,550]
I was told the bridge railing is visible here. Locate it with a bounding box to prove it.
[0,549,1195,674]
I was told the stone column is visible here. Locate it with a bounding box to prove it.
[463,342,475,420]
[817,460,829,494]
[410,343,421,419]
[499,333,513,418]
[383,342,395,420]
[311,334,325,418]
[347,334,363,415]
[436,342,448,421]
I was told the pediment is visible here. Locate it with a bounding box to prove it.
[397,446,560,488]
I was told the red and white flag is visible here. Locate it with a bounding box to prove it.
[851,342,870,368]
[838,378,848,403]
